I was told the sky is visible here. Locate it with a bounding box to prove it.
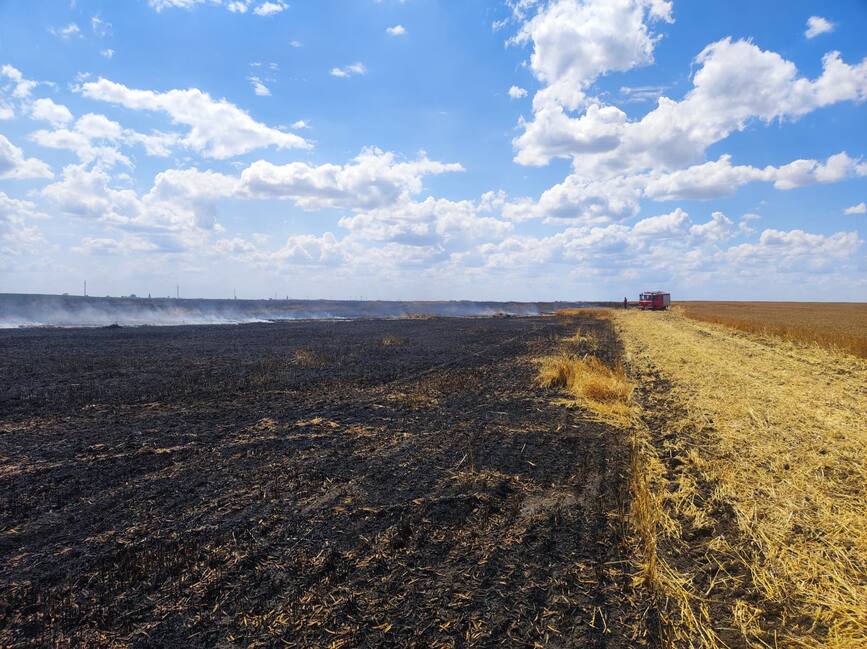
[0,0,865,301]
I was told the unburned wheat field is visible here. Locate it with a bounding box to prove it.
[677,301,867,357]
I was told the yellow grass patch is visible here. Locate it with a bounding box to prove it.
[613,308,867,648]
[536,353,636,426]
[566,327,599,352]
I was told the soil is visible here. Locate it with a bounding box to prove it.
[0,316,647,648]
[632,367,771,648]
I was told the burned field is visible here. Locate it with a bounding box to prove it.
[0,316,646,648]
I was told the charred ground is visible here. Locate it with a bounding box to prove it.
[0,316,646,648]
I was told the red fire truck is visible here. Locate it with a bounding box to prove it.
[638,291,671,310]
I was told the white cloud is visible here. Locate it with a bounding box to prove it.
[75,235,159,256]
[253,1,287,16]
[503,172,642,223]
[631,207,689,237]
[508,85,528,99]
[149,0,219,10]
[580,39,867,174]
[239,147,463,210]
[511,150,866,221]
[79,77,310,158]
[512,34,867,171]
[91,16,111,37]
[643,155,766,200]
[42,164,142,223]
[386,25,407,36]
[725,228,861,271]
[619,84,667,103]
[0,134,53,180]
[513,102,625,166]
[101,49,115,59]
[805,16,834,39]
[1,64,38,98]
[290,119,309,129]
[214,232,347,267]
[330,62,367,78]
[511,0,672,111]
[42,164,230,246]
[30,98,74,127]
[227,1,250,12]
[0,192,45,260]
[147,167,239,203]
[844,202,866,215]
[248,76,271,96]
[339,196,513,247]
[290,40,302,48]
[689,211,735,243]
[32,113,134,168]
[50,23,82,39]
[770,152,865,190]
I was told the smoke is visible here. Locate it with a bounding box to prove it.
[0,294,598,329]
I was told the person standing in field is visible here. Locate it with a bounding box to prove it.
[623,297,628,309]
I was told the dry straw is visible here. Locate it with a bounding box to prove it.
[535,353,636,426]
[613,309,867,648]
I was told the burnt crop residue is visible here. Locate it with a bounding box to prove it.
[0,316,647,647]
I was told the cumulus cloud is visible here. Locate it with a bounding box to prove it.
[1,64,38,98]
[805,16,834,39]
[330,63,367,78]
[770,152,865,190]
[0,134,53,180]
[725,228,861,271]
[645,152,867,200]
[30,98,74,127]
[844,202,866,215]
[42,164,143,223]
[511,28,867,171]
[511,0,672,111]
[504,172,642,223]
[253,1,287,16]
[508,85,528,99]
[386,25,407,36]
[513,103,626,166]
[689,211,735,243]
[214,232,347,267]
[574,39,867,174]
[339,196,512,247]
[239,147,464,210]
[31,112,179,168]
[0,192,45,261]
[79,77,310,158]
[41,164,229,249]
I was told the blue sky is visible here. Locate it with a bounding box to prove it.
[0,0,865,301]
